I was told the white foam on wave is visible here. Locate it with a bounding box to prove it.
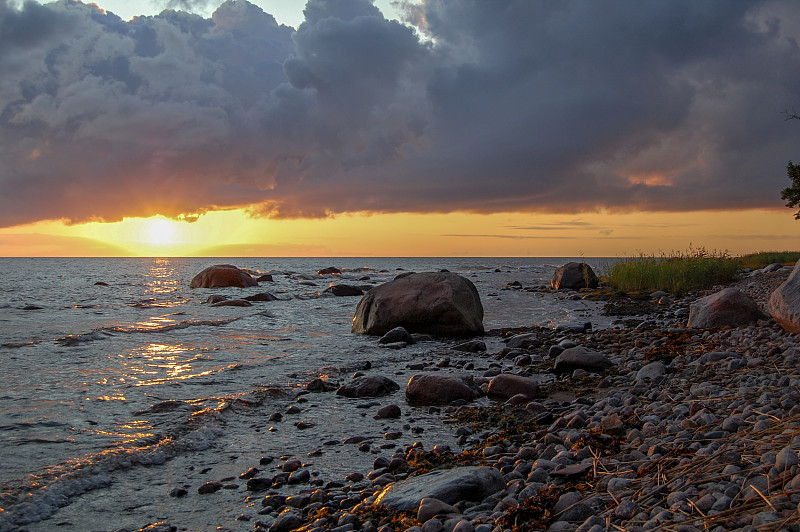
[52,317,240,346]
[0,423,224,531]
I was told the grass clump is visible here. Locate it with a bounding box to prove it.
[737,250,799,270]
[605,247,740,295]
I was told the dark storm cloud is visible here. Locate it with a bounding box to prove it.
[0,0,799,226]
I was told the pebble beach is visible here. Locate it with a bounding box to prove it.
[118,266,800,532]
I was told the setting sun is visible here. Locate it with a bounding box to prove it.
[145,218,178,245]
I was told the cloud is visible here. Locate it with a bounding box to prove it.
[1,0,799,227]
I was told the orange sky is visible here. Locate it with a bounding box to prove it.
[0,208,795,257]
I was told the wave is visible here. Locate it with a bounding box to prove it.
[53,317,240,346]
[1,340,44,349]
[0,420,224,532]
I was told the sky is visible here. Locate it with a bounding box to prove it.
[0,0,799,257]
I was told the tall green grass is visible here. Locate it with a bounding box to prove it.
[605,247,740,295]
[737,251,799,270]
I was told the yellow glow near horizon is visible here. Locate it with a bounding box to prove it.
[145,218,178,245]
[0,208,796,257]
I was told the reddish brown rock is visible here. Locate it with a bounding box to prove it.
[352,272,484,337]
[486,373,540,402]
[688,287,767,328]
[405,374,482,406]
[769,261,800,333]
[190,264,257,289]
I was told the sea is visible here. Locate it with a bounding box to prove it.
[0,257,615,531]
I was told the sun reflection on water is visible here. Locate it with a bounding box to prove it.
[144,258,182,297]
[116,343,218,387]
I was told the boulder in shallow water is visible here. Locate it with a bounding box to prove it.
[379,326,414,345]
[688,287,767,328]
[209,299,252,307]
[551,262,598,290]
[351,272,484,337]
[324,284,364,297]
[190,264,257,288]
[769,261,800,333]
[336,375,400,398]
[405,374,482,406]
[244,292,279,302]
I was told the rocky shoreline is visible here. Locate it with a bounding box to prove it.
[134,266,799,532]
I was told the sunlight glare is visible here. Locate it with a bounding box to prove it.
[146,218,177,245]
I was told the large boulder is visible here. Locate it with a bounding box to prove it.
[374,466,504,511]
[769,261,800,333]
[336,375,400,398]
[688,287,767,329]
[405,374,482,406]
[551,262,598,290]
[351,272,484,337]
[190,265,257,289]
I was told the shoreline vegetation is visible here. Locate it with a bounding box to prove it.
[604,249,800,295]
[117,255,800,532]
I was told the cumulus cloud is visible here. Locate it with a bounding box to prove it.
[0,0,799,227]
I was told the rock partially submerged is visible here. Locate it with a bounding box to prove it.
[324,284,364,297]
[244,292,279,302]
[209,299,252,307]
[374,466,504,511]
[769,260,800,333]
[405,374,482,406]
[190,264,257,289]
[551,262,598,290]
[351,272,484,337]
[336,375,400,398]
[688,287,767,328]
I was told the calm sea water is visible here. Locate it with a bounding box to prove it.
[0,257,612,531]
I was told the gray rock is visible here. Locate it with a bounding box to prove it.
[417,498,459,523]
[352,272,484,337]
[505,333,540,349]
[268,509,303,532]
[209,298,252,307]
[688,287,767,328]
[551,262,598,290]
[244,292,279,302]
[375,404,402,419]
[337,375,400,398]
[379,326,414,345]
[374,466,504,511]
[769,260,800,333]
[775,446,799,472]
[324,284,364,297]
[451,339,487,352]
[635,361,666,383]
[553,346,613,374]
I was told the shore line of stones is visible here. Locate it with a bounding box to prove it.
[135,262,800,532]
[235,266,799,532]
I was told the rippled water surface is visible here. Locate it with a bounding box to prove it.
[0,257,612,531]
